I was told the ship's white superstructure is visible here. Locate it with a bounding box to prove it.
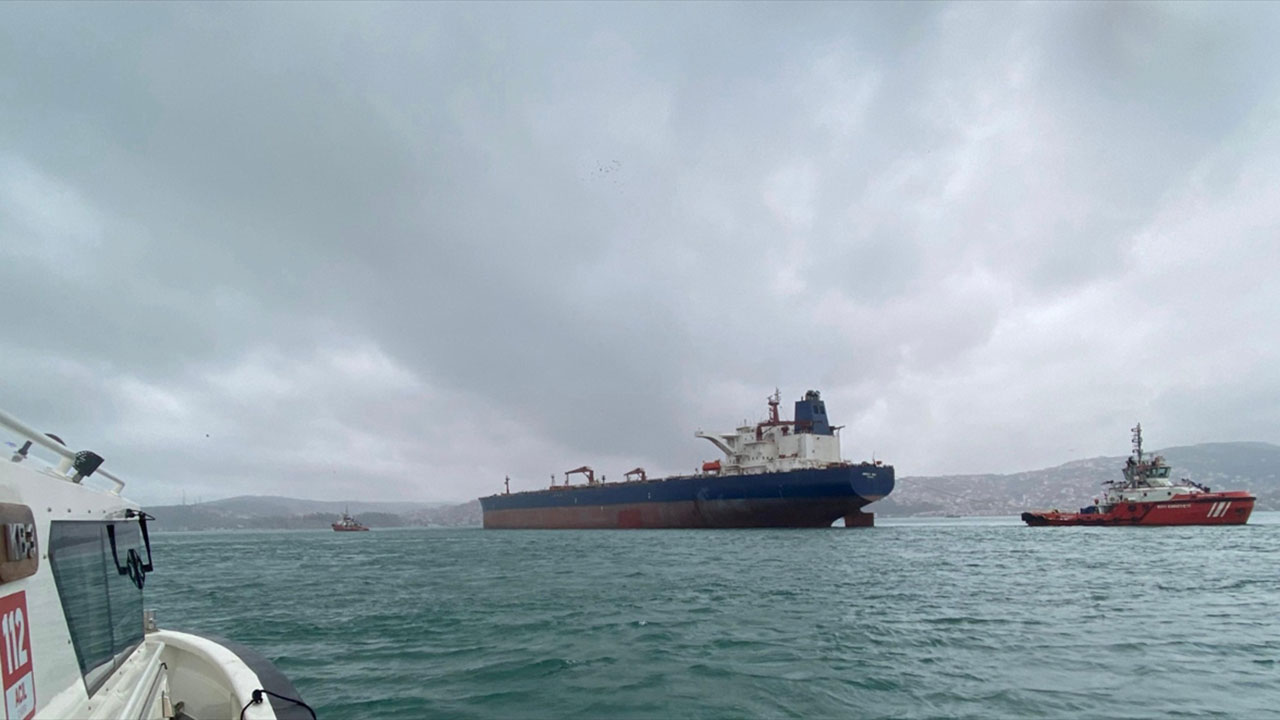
[695,390,845,475]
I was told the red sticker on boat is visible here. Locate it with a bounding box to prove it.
[0,591,34,720]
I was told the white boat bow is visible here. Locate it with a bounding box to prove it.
[1,407,311,719]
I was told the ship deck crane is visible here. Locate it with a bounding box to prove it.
[565,465,597,486]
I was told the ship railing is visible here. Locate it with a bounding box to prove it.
[0,407,126,494]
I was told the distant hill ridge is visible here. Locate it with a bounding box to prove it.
[197,496,447,516]
[145,497,458,531]
[145,441,1280,528]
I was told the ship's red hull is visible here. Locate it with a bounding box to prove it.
[1022,491,1255,526]
[332,524,369,532]
[483,496,873,529]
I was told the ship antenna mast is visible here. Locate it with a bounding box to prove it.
[768,388,781,424]
[1132,423,1143,464]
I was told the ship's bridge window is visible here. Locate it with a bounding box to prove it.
[48,521,146,696]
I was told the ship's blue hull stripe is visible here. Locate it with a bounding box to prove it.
[480,465,893,511]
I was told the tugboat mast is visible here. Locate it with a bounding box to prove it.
[1120,422,1146,487]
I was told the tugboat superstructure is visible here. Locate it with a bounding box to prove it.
[332,509,370,532]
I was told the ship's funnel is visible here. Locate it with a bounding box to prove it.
[794,390,832,435]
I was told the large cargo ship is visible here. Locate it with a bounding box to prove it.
[1021,423,1255,527]
[480,390,894,529]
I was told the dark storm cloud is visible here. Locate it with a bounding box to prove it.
[3,2,1279,503]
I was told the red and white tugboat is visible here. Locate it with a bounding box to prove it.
[1022,424,1255,526]
[332,508,369,531]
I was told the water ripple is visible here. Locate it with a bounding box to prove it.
[147,516,1280,719]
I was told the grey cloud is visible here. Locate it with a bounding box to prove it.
[3,2,1280,504]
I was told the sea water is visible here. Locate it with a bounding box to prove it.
[147,513,1280,719]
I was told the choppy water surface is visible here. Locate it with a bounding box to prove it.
[148,514,1280,719]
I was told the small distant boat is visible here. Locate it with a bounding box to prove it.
[1021,423,1255,527]
[332,509,369,532]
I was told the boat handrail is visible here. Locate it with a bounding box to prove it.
[119,641,168,719]
[0,407,126,494]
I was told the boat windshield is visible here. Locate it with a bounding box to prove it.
[48,520,148,695]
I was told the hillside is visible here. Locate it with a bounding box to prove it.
[145,496,461,531]
[197,496,444,516]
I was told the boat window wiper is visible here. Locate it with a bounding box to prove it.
[106,510,156,590]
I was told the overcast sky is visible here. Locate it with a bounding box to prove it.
[3,2,1279,505]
